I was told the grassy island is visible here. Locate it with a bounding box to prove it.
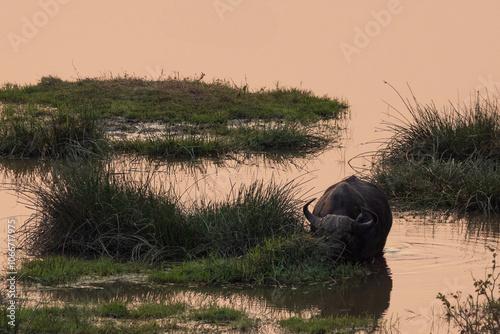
[0,75,348,159]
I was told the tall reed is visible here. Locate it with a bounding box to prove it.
[371,89,500,212]
[19,163,306,262]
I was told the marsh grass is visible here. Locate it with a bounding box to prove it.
[371,89,500,212]
[131,302,187,319]
[19,163,306,264]
[2,299,256,333]
[226,122,332,153]
[279,314,377,333]
[0,104,108,159]
[0,75,347,124]
[189,305,246,323]
[17,305,96,333]
[114,121,335,158]
[0,76,347,158]
[17,256,143,285]
[150,234,335,285]
[113,134,229,158]
[19,163,191,263]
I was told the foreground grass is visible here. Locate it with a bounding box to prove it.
[17,239,368,287]
[17,256,144,286]
[0,297,379,333]
[0,301,257,333]
[0,75,347,158]
[371,90,500,213]
[280,314,377,333]
[16,161,375,286]
[150,235,369,286]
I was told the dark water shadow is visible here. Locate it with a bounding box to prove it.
[24,257,392,321]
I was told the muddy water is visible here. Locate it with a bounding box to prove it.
[3,1,500,332]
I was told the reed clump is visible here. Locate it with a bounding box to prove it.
[20,164,306,264]
[0,104,108,159]
[371,91,500,213]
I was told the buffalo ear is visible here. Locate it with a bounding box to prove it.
[355,207,378,230]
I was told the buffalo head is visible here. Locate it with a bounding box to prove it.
[303,176,392,262]
[304,198,379,260]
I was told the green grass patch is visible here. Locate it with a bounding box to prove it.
[15,306,96,334]
[189,305,245,323]
[113,135,229,158]
[371,89,500,213]
[280,314,377,333]
[17,256,143,285]
[96,301,129,318]
[149,234,367,285]
[189,305,259,331]
[131,302,187,319]
[0,75,347,123]
[0,300,255,333]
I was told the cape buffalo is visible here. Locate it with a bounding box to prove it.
[303,175,392,262]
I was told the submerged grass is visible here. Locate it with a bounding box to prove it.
[1,300,255,333]
[114,121,334,158]
[371,88,500,213]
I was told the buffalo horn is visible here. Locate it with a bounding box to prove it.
[356,207,378,230]
[303,198,321,228]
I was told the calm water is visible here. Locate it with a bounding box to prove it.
[2,1,500,332]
